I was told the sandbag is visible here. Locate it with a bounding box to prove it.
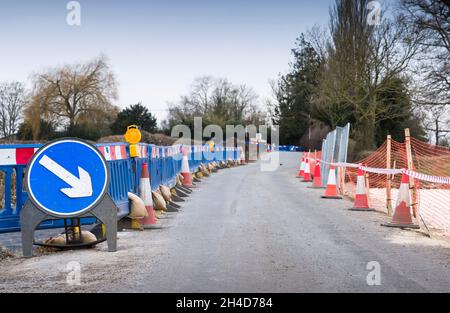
[200,164,210,175]
[44,234,66,245]
[127,192,148,219]
[81,231,98,244]
[160,185,172,202]
[43,230,97,246]
[152,191,167,211]
[201,168,210,176]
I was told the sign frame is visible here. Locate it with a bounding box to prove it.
[20,138,117,257]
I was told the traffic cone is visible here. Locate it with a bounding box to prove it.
[181,147,194,188]
[297,156,305,178]
[349,166,375,211]
[382,172,419,229]
[321,165,342,199]
[302,157,312,182]
[139,163,161,229]
[308,159,324,189]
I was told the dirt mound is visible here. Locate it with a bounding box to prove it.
[100,131,205,146]
[100,131,177,146]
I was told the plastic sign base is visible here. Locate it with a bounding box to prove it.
[20,194,118,258]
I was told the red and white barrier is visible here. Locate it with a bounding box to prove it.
[0,148,38,165]
[98,145,128,161]
[310,157,450,185]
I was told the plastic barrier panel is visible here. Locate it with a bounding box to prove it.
[0,141,233,233]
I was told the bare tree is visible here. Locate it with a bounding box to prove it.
[25,55,118,139]
[313,0,423,149]
[425,105,450,144]
[401,0,450,98]
[166,76,263,131]
[0,81,27,140]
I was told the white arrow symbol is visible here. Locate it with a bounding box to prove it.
[38,155,93,198]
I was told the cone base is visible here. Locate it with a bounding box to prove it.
[184,181,198,188]
[349,208,376,212]
[321,196,343,199]
[381,222,420,229]
[171,195,185,202]
[302,179,313,183]
[168,201,181,209]
[176,186,192,194]
[308,186,326,189]
[142,224,163,230]
[166,204,179,212]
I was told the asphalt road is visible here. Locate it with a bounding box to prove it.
[1,152,450,292]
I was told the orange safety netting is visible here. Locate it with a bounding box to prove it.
[341,137,450,236]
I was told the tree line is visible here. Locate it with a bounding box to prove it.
[162,76,267,135]
[0,55,158,142]
[0,56,266,143]
[1,0,447,155]
[270,0,450,155]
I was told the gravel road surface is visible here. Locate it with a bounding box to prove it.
[1,152,449,293]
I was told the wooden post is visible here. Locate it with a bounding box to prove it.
[404,129,419,219]
[364,164,371,206]
[386,135,393,216]
[314,150,317,173]
[340,166,346,196]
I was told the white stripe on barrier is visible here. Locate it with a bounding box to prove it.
[114,146,122,159]
[360,167,404,175]
[0,149,18,165]
[406,170,450,185]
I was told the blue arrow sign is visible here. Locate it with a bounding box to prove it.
[26,139,109,217]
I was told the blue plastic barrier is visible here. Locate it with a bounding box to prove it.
[0,142,240,233]
[276,145,301,152]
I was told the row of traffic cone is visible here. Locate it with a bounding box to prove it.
[297,154,419,229]
[138,146,247,229]
[138,147,197,229]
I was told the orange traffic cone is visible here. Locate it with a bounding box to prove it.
[321,165,342,199]
[309,159,324,189]
[349,166,375,211]
[139,163,161,229]
[382,172,419,229]
[297,156,305,178]
[181,147,194,188]
[302,156,312,182]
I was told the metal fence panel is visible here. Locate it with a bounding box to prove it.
[321,123,351,187]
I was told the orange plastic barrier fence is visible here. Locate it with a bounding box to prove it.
[341,137,450,236]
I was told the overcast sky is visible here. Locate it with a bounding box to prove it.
[0,0,334,124]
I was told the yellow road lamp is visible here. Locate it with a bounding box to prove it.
[125,125,142,158]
